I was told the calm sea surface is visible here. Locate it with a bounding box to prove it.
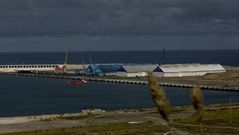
[0,50,238,66]
[0,50,238,116]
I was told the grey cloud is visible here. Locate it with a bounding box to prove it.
[0,0,238,37]
[1,35,239,52]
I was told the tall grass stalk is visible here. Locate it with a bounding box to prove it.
[229,97,233,125]
[148,73,173,134]
[190,86,205,135]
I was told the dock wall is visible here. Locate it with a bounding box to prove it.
[2,73,239,92]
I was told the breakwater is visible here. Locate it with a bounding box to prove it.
[2,73,238,92]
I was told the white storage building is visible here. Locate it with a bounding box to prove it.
[116,64,158,77]
[153,64,226,77]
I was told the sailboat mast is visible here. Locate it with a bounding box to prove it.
[81,52,86,74]
[64,50,68,72]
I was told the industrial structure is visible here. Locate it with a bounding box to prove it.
[153,64,226,77]
[0,64,61,73]
[0,63,226,78]
[86,64,123,76]
[115,64,158,77]
[0,64,86,73]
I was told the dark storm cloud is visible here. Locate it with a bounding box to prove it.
[0,0,239,37]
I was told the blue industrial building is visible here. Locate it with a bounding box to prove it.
[86,64,123,76]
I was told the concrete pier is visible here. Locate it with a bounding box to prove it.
[2,73,239,92]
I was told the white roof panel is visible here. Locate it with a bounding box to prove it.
[159,64,225,73]
[122,64,158,73]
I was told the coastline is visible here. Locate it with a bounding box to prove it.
[0,66,238,134]
[0,103,239,134]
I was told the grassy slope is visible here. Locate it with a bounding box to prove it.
[2,108,239,135]
[1,122,168,135]
[173,108,239,134]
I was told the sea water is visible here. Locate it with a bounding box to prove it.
[0,50,238,116]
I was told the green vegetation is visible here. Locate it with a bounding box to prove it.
[58,114,100,120]
[1,108,239,135]
[176,108,239,127]
[173,108,239,134]
[40,114,99,121]
[1,122,168,135]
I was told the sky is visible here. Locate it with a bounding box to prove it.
[0,0,239,52]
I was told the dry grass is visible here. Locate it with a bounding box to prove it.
[148,73,170,122]
[190,86,205,122]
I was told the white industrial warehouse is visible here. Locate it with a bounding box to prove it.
[114,63,226,77]
[153,64,226,77]
[115,64,158,77]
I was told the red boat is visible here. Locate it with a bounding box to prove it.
[65,79,88,85]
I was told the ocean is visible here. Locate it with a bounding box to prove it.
[0,50,238,117]
[0,50,238,66]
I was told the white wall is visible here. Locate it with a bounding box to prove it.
[163,72,207,77]
[154,70,225,77]
[116,72,148,77]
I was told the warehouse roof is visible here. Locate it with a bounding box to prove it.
[154,64,225,73]
[118,64,158,73]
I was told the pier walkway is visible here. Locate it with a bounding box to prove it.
[2,73,239,92]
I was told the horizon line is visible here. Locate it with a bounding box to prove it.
[0,49,239,53]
